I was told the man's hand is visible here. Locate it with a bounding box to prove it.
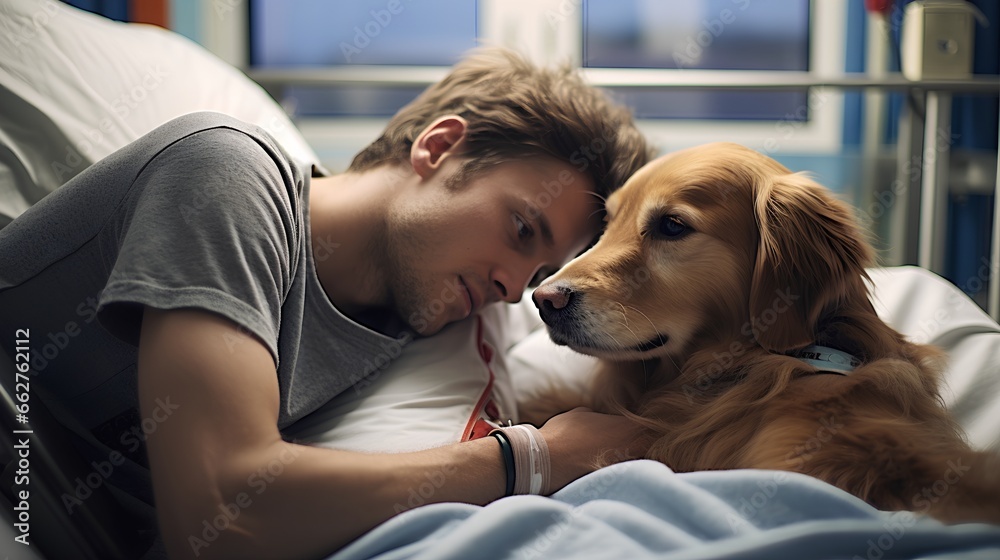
[539,407,651,493]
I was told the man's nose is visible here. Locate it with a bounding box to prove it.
[493,261,543,304]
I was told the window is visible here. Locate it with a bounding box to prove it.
[583,0,810,120]
[249,0,478,67]
[250,0,477,117]
[583,0,809,71]
[244,0,845,158]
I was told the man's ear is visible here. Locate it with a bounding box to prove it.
[410,115,468,179]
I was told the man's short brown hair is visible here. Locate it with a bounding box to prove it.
[348,47,651,199]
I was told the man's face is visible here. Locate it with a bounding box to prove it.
[385,156,602,335]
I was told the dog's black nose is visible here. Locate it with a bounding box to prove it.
[532,283,576,325]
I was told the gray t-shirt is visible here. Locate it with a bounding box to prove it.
[0,112,400,511]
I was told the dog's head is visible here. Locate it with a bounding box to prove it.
[533,142,874,361]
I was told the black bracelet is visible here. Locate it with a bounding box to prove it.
[490,429,515,497]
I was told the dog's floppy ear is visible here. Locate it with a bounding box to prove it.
[750,172,874,352]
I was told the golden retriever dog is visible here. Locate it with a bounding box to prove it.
[528,142,1000,524]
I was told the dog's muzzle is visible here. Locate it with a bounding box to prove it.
[532,281,669,354]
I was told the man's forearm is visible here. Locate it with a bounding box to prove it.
[167,437,505,560]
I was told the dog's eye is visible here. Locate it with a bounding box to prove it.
[655,216,691,239]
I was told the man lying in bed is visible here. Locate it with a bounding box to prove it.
[0,48,652,559]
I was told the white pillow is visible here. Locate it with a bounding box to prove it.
[0,0,321,222]
[867,266,1000,451]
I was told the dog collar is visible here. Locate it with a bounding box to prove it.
[787,344,861,375]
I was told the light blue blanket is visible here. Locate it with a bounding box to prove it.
[330,460,1000,560]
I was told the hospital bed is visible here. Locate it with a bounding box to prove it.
[0,1,998,559]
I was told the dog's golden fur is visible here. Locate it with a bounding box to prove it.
[528,142,1000,524]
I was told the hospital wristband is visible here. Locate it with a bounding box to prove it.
[500,424,551,495]
[491,429,516,497]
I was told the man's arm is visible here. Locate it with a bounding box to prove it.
[139,307,645,560]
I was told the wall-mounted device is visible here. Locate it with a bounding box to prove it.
[902,0,987,80]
